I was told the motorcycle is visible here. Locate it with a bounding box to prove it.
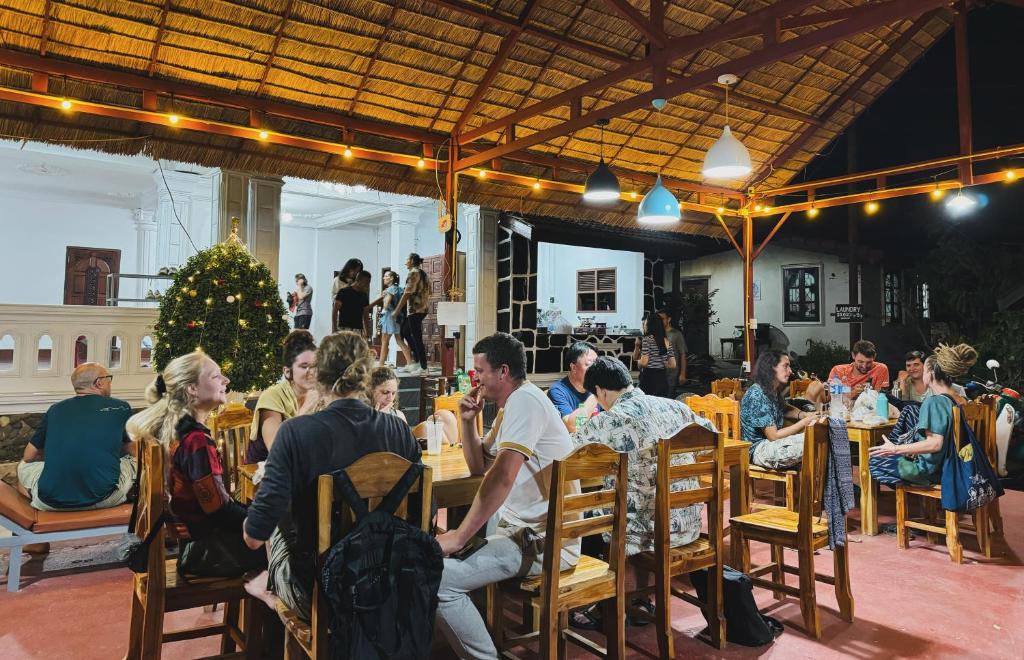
[964,359,1021,477]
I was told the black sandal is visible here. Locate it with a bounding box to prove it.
[627,597,655,627]
[568,605,603,631]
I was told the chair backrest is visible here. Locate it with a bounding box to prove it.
[210,403,253,493]
[311,453,433,656]
[686,394,740,442]
[789,378,813,400]
[432,391,484,438]
[654,424,724,560]
[962,395,998,463]
[797,421,832,527]
[418,376,449,420]
[134,436,167,590]
[542,444,627,604]
[710,378,742,400]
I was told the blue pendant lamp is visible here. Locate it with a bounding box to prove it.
[583,118,620,203]
[638,99,680,224]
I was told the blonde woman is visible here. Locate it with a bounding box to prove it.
[244,330,318,464]
[127,351,265,577]
[369,366,458,446]
[242,332,421,621]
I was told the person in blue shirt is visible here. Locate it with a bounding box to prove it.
[740,349,819,469]
[17,362,136,511]
[547,341,599,432]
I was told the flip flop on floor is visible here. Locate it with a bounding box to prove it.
[568,605,603,631]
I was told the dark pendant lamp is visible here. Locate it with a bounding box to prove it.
[583,118,620,203]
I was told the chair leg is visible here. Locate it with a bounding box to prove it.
[485,584,502,648]
[990,499,1004,537]
[731,526,750,575]
[770,544,785,600]
[6,544,22,593]
[557,610,568,659]
[283,630,304,660]
[242,599,265,660]
[222,599,240,654]
[140,588,165,660]
[924,499,941,546]
[785,474,796,512]
[945,511,963,564]
[601,594,625,660]
[973,508,992,559]
[654,563,674,660]
[832,538,855,623]
[895,488,909,549]
[540,604,560,660]
[706,562,726,650]
[797,543,821,640]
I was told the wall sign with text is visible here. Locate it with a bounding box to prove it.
[834,304,864,322]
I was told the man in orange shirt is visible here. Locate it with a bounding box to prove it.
[829,339,890,397]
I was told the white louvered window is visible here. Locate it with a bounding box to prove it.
[577,268,616,313]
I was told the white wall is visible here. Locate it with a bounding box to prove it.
[676,245,852,355]
[0,196,137,305]
[537,243,644,329]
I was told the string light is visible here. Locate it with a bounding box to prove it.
[532,180,541,190]
[1007,170,1018,182]
[478,169,487,178]
[630,191,638,200]
[343,147,353,158]
[259,130,269,140]
[930,184,944,200]
[60,98,72,110]
[865,201,880,215]
[417,158,425,169]
[754,203,763,212]
[807,206,819,219]
[716,206,725,214]
[168,114,179,125]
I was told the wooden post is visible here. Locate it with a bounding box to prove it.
[742,214,754,370]
[954,3,973,185]
[847,126,861,346]
[442,140,460,377]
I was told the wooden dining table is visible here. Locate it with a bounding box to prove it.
[846,419,896,536]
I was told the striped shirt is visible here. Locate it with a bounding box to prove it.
[641,335,675,369]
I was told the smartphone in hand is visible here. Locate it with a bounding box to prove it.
[450,536,488,561]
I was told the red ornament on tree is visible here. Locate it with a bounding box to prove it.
[187,321,197,329]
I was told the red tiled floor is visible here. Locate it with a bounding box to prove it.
[2,490,1023,659]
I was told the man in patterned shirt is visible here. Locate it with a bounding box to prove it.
[571,356,717,623]
[394,252,431,376]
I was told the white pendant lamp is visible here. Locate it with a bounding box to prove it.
[702,74,752,180]
[638,98,680,225]
[583,118,620,203]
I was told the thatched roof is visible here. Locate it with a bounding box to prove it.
[0,0,952,238]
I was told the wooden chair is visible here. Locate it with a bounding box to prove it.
[627,424,726,656]
[789,378,813,400]
[969,395,1003,547]
[276,453,433,659]
[710,378,743,400]
[896,399,1000,563]
[418,375,448,422]
[730,421,854,639]
[487,443,628,659]
[432,391,484,440]
[126,438,264,660]
[209,403,254,495]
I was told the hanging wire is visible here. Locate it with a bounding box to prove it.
[157,159,200,254]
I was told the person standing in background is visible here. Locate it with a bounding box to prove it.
[292,273,313,330]
[394,253,430,376]
[331,258,363,298]
[633,313,676,398]
[334,271,372,335]
[658,308,688,397]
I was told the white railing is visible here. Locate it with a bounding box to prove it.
[0,304,159,413]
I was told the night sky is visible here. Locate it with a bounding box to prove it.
[763,1,1024,260]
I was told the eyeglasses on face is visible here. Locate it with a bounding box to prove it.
[93,375,114,385]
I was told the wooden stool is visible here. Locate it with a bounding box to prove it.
[125,438,264,660]
[627,424,726,656]
[487,443,628,659]
[730,421,854,639]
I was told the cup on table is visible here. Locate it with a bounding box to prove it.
[425,417,443,456]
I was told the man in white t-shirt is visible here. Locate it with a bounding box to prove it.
[435,332,580,659]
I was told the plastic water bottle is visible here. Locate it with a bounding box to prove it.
[829,377,847,419]
[575,404,588,431]
[875,391,889,420]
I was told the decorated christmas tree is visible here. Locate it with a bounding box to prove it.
[152,222,290,392]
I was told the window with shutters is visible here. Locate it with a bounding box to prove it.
[577,268,616,313]
[781,265,822,323]
[884,271,903,324]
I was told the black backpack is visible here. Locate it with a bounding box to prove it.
[319,463,444,660]
[690,565,784,647]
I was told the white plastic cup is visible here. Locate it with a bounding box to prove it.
[426,417,442,455]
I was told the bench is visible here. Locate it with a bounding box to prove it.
[0,480,131,592]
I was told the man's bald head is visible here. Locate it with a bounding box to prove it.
[72,362,111,396]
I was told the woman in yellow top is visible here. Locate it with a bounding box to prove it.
[244,330,318,463]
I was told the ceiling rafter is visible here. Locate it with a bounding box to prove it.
[421,0,632,64]
[39,0,52,57]
[455,0,949,171]
[604,0,665,47]
[426,29,489,133]
[457,0,822,144]
[147,0,172,76]
[256,0,295,97]
[452,0,540,135]
[760,8,941,183]
[347,1,402,115]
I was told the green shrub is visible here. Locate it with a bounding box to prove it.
[973,311,1024,392]
[797,339,848,381]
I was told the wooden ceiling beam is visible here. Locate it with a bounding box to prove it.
[147,0,171,76]
[347,1,400,114]
[456,0,948,170]
[256,0,295,96]
[453,0,540,135]
[780,4,883,30]
[0,48,447,144]
[701,85,821,126]
[762,8,940,181]
[458,0,820,144]
[604,0,665,47]
[39,0,52,57]
[421,0,631,64]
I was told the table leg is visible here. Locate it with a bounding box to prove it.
[730,453,750,570]
[857,433,878,536]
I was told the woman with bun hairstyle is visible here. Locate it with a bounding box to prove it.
[869,343,978,486]
[244,330,319,464]
[127,351,265,577]
[242,331,422,621]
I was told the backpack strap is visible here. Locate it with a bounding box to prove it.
[334,469,371,520]
[376,463,425,516]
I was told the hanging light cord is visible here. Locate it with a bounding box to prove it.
[725,83,730,126]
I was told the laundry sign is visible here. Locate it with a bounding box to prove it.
[834,304,864,322]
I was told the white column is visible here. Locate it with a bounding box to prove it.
[248,176,284,280]
[209,169,249,244]
[468,207,499,365]
[133,209,158,302]
[387,206,420,272]
[152,169,209,269]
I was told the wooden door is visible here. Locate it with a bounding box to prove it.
[422,255,445,364]
[64,247,121,306]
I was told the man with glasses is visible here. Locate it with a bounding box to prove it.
[17,362,136,516]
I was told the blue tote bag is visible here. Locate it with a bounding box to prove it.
[940,396,1004,513]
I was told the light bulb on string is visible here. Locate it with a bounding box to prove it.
[807,206,819,219]
[864,201,879,215]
